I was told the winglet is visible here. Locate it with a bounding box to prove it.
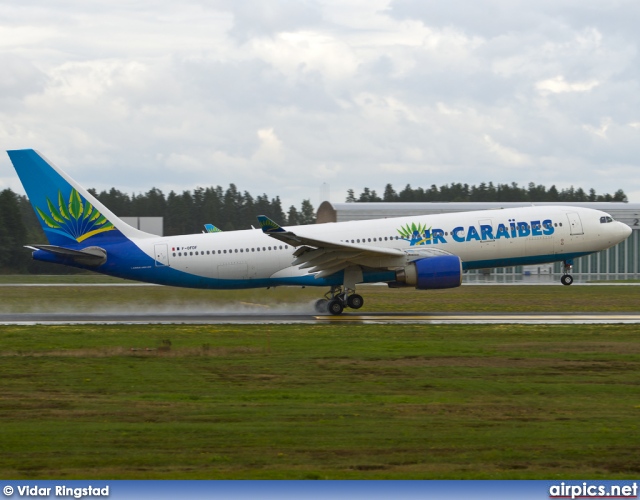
[204,224,223,233]
[257,215,286,234]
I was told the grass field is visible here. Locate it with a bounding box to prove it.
[0,282,639,479]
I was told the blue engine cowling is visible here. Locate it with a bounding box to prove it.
[395,255,462,290]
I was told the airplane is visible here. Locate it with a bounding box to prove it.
[7,149,633,315]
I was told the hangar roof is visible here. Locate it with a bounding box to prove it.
[317,201,640,228]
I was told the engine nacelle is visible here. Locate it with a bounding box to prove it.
[395,255,462,290]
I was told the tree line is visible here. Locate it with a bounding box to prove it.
[347,182,628,203]
[86,184,316,234]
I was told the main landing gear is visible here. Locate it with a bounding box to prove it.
[561,260,574,286]
[314,285,364,315]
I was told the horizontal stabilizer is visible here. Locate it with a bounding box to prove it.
[27,245,107,267]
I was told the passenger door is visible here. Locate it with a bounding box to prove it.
[154,244,170,267]
[566,212,584,235]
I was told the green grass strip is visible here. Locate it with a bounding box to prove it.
[0,323,638,479]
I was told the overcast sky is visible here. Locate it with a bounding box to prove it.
[1,0,639,211]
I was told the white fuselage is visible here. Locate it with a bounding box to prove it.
[129,205,630,286]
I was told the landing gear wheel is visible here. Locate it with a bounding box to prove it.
[347,294,364,309]
[314,299,329,313]
[327,299,344,315]
[561,275,573,286]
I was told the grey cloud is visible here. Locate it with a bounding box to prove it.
[217,0,324,41]
[0,55,47,105]
[1,0,639,205]
[175,56,338,114]
[388,0,640,39]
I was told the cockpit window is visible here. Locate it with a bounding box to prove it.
[600,216,614,224]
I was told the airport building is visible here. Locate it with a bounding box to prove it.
[316,201,640,282]
[121,217,164,236]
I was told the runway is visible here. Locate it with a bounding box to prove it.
[1,311,640,325]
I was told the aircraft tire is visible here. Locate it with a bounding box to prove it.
[327,299,344,315]
[314,298,329,313]
[347,294,364,309]
[561,275,573,286]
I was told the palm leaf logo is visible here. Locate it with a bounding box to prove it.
[36,189,115,242]
[397,222,431,246]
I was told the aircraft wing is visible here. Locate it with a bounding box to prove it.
[257,215,407,278]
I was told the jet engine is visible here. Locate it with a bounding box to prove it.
[394,255,462,290]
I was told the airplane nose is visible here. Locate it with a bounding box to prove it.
[620,222,632,240]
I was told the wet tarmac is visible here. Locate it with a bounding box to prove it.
[1,311,639,325]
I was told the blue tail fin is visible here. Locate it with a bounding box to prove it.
[7,149,150,247]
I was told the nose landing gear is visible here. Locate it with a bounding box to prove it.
[314,286,364,315]
[561,260,574,286]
